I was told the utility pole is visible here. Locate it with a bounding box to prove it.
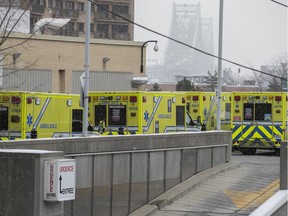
[83,0,91,136]
[216,0,224,130]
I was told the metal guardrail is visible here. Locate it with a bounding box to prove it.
[64,144,230,216]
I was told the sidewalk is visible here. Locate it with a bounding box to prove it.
[130,156,280,216]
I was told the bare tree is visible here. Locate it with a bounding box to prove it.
[0,0,33,51]
[263,54,287,91]
[204,70,218,91]
[0,1,70,90]
[0,0,38,74]
[222,67,235,86]
[252,69,268,91]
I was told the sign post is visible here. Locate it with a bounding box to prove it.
[44,159,76,201]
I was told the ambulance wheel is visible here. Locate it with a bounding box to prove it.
[274,149,280,156]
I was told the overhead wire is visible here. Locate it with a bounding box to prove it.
[270,0,288,7]
[89,0,287,82]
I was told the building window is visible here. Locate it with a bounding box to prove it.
[34,0,44,5]
[77,2,84,11]
[91,4,94,12]
[47,0,53,8]
[97,4,108,12]
[112,5,128,14]
[67,22,75,31]
[97,24,108,33]
[78,22,84,32]
[65,1,74,10]
[112,24,128,34]
[55,0,63,9]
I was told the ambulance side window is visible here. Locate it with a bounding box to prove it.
[176,106,185,126]
[243,103,253,120]
[72,109,83,132]
[0,106,8,130]
[72,109,83,121]
[225,103,231,120]
[95,105,107,126]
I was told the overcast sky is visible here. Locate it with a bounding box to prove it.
[134,0,287,77]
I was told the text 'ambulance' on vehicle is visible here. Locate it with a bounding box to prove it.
[88,91,202,135]
[0,91,95,140]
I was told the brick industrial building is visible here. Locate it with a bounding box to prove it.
[1,33,146,93]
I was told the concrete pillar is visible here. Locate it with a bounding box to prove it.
[280,141,288,190]
[0,149,64,216]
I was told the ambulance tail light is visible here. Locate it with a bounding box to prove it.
[122,96,128,101]
[255,96,260,99]
[11,96,21,104]
[107,96,113,100]
[27,97,33,104]
[234,96,241,101]
[2,96,9,102]
[115,96,121,100]
[192,96,198,101]
[130,96,137,103]
[11,115,20,122]
[203,96,206,101]
[92,96,98,101]
[275,96,282,102]
[142,96,146,102]
[88,96,91,102]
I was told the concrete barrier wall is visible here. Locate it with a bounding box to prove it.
[0,149,64,216]
[0,131,231,216]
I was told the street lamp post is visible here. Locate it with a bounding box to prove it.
[216,0,224,131]
[140,40,158,73]
[82,0,91,137]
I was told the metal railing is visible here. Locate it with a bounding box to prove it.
[64,144,229,216]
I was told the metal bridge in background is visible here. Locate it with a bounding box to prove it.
[163,3,214,77]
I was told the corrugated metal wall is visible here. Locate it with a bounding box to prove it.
[72,71,134,93]
[1,69,52,92]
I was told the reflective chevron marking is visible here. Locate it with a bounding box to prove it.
[232,124,284,143]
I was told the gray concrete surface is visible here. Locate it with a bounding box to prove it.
[0,131,231,216]
[130,151,283,216]
[0,149,64,216]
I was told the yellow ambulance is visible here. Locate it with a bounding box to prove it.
[0,91,93,139]
[88,91,201,135]
[185,91,231,131]
[231,92,287,155]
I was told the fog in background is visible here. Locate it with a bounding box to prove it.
[134,0,287,82]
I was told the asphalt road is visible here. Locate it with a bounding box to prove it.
[151,150,281,216]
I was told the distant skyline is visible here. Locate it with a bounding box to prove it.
[134,0,287,80]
